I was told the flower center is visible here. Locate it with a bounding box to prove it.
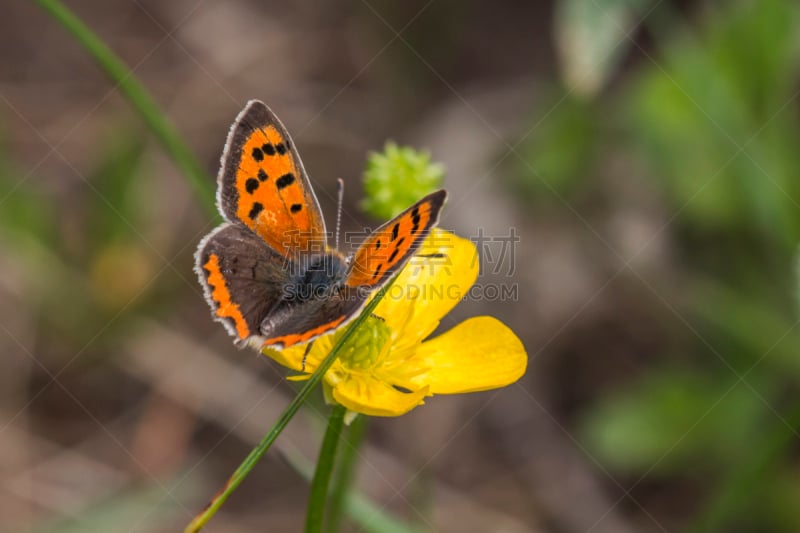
[337,315,391,370]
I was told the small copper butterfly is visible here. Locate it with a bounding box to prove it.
[195,100,447,350]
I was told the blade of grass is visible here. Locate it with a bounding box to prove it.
[305,404,346,533]
[183,280,397,532]
[326,414,368,533]
[35,0,218,217]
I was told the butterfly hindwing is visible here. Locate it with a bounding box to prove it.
[195,223,291,345]
[260,285,367,349]
[346,190,447,288]
[217,100,327,260]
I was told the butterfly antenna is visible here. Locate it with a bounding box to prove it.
[335,178,344,250]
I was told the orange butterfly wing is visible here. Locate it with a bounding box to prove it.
[217,100,326,258]
[346,190,447,287]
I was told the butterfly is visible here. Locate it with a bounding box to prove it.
[195,100,447,351]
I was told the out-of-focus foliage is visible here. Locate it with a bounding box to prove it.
[512,93,598,199]
[537,0,800,531]
[580,370,761,474]
[555,0,659,96]
[628,0,800,249]
[0,125,164,357]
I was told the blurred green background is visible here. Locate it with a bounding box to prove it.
[2,0,800,531]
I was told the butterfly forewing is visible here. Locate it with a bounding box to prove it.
[346,190,447,288]
[217,100,327,261]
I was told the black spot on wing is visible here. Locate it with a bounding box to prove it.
[248,202,263,220]
[276,143,287,155]
[373,263,383,278]
[276,173,296,189]
[391,223,399,241]
[388,248,399,263]
[258,169,269,181]
[262,143,276,156]
[252,147,264,161]
[245,178,259,194]
[375,239,381,250]
[411,207,421,233]
[290,203,303,213]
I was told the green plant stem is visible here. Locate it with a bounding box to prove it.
[281,442,419,533]
[326,414,368,533]
[183,282,396,532]
[305,404,347,533]
[35,0,217,217]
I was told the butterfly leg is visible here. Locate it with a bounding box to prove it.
[301,340,316,373]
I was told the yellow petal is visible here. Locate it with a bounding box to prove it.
[411,316,527,394]
[376,229,479,346]
[264,345,305,372]
[331,374,430,416]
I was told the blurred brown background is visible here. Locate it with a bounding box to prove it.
[3,0,800,532]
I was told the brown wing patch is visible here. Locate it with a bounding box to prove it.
[195,223,292,346]
[263,315,347,349]
[218,101,326,259]
[203,253,251,339]
[346,190,447,288]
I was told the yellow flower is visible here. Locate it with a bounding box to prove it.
[264,229,528,417]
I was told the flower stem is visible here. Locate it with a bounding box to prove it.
[326,414,368,533]
[183,282,396,532]
[281,436,418,533]
[35,0,217,217]
[305,404,347,533]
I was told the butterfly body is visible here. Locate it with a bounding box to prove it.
[282,250,349,302]
[196,100,446,350]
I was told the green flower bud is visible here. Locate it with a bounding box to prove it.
[362,142,444,219]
